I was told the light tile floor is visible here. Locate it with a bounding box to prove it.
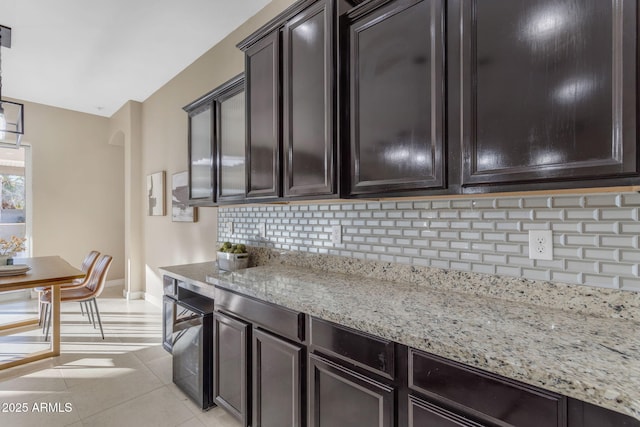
[0,287,240,427]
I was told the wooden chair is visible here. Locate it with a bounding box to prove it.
[41,254,113,340]
[37,250,100,326]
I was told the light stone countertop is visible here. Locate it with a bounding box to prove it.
[159,259,640,421]
[159,261,219,287]
[208,264,640,422]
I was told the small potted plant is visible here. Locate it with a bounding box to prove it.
[0,235,26,265]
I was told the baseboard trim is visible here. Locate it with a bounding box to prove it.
[106,278,125,288]
[143,293,162,308]
[124,290,144,300]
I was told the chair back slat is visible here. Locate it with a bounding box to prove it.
[85,255,113,296]
[75,251,101,287]
[81,251,100,273]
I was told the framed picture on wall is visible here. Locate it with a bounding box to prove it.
[172,171,198,222]
[146,171,166,216]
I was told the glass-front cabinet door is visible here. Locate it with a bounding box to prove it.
[185,98,215,206]
[216,76,246,203]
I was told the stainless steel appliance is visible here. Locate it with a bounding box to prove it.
[172,287,214,410]
[162,275,179,353]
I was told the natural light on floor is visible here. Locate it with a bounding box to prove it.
[0,286,241,427]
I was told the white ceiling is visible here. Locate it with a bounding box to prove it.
[0,0,270,117]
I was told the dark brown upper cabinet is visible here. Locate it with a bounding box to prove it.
[283,0,335,197]
[451,0,638,190]
[347,0,446,197]
[216,75,247,204]
[244,31,282,201]
[239,0,337,202]
[184,95,215,206]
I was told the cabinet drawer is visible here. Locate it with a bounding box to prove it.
[309,317,395,379]
[215,287,304,342]
[409,349,565,427]
[409,396,485,427]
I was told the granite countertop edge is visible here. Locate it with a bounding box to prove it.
[160,261,640,422]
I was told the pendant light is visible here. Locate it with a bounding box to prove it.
[0,25,24,147]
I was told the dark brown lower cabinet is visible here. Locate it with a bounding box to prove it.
[253,328,304,427]
[213,312,250,426]
[409,348,566,427]
[308,353,395,427]
[209,291,639,427]
[409,396,485,427]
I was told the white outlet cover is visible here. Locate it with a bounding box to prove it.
[257,223,266,238]
[228,222,234,235]
[528,230,553,261]
[331,225,342,244]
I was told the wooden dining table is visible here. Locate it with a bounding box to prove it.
[0,256,84,370]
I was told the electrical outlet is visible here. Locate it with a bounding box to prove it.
[331,225,342,244]
[227,222,234,235]
[528,230,553,261]
[257,223,266,238]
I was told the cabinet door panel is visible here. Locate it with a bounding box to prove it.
[217,83,246,203]
[213,312,250,426]
[246,31,281,199]
[283,0,335,197]
[456,0,637,186]
[188,102,215,204]
[349,0,445,195]
[253,328,303,427]
[309,354,394,427]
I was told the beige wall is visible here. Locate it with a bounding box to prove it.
[140,0,297,301]
[20,100,125,280]
[110,101,144,298]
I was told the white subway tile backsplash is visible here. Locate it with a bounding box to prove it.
[621,193,640,206]
[600,262,635,276]
[218,191,640,291]
[583,274,618,289]
[431,200,451,209]
[600,208,638,221]
[585,194,622,207]
[534,210,564,221]
[450,241,470,250]
[507,210,535,220]
[460,251,482,262]
[430,259,450,269]
[522,197,551,208]
[565,235,598,247]
[507,255,534,267]
[472,242,495,251]
[565,208,598,220]
[600,235,638,249]
[450,261,471,271]
[551,271,582,284]
[522,268,551,281]
[620,222,640,233]
[472,263,496,274]
[496,265,522,276]
[619,277,640,290]
[583,248,618,261]
[565,260,598,274]
[496,198,521,208]
[550,196,584,208]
